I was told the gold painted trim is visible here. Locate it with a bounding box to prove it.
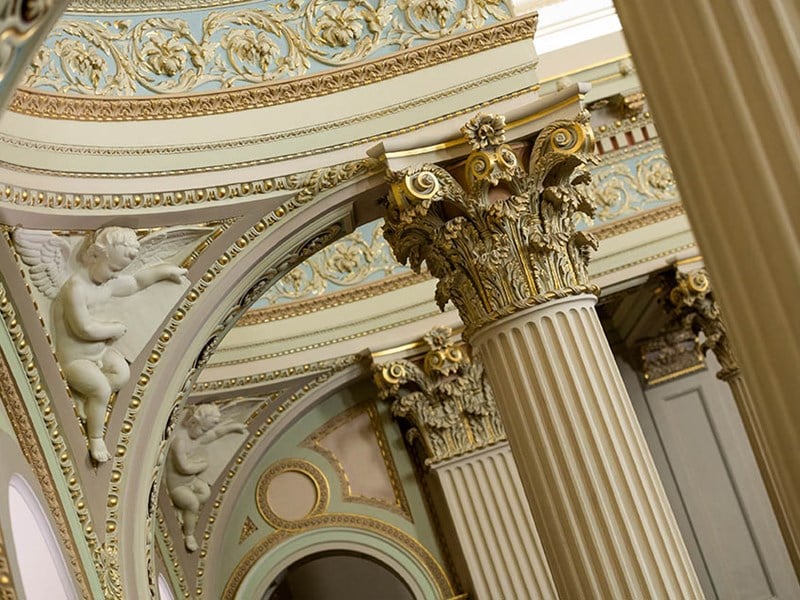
[0,523,18,599]
[384,94,581,160]
[592,202,685,240]
[256,459,330,530]
[371,340,427,359]
[538,54,633,86]
[675,255,703,267]
[66,0,255,13]
[239,272,429,326]
[10,16,538,122]
[221,514,456,599]
[594,242,698,279]
[0,63,536,160]
[645,363,707,387]
[301,402,413,521]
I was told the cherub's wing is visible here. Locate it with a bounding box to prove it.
[125,226,214,272]
[12,228,71,299]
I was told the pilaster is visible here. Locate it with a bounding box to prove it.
[373,327,557,600]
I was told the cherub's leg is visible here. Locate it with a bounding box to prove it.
[63,360,112,463]
[170,485,202,552]
[101,348,130,392]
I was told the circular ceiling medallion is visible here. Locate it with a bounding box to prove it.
[256,459,329,530]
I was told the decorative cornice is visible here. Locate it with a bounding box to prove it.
[239,271,429,325]
[381,111,599,337]
[374,326,505,464]
[0,158,379,211]
[66,0,256,13]
[591,202,684,240]
[10,15,536,121]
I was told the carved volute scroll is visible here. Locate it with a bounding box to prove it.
[373,326,505,465]
[380,111,599,337]
[669,268,739,381]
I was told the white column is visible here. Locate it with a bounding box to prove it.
[432,443,557,600]
[614,0,800,573]
[472,295,703,599]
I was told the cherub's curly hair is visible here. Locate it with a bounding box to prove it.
[80,227,139,265]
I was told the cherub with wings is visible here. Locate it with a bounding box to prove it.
[13,226,201,463]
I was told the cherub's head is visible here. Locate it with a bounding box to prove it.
[186,404,221,439]
[81,227,140,282]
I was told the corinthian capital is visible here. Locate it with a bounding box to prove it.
[373,326,505,465]
[381,111,599,336]
[669,268,739,380]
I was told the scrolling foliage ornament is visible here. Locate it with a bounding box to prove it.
[382,111,599,337]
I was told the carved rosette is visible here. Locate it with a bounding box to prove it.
[373,326,505,465]
[669,268,739,381]
[382,112,600,337]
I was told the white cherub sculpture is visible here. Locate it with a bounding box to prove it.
[13,226,205,463]
[166,403,246,552]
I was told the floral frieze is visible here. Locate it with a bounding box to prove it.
[23,0,512,96]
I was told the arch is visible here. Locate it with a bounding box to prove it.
[224,521,453,599]
[7,474,76,600]
[115,167,385,596]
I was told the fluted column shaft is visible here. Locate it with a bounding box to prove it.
[432,442,557,600]
[614,0,800,574]
[472,295,703,599]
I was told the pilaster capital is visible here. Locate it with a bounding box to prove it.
[669,268,739,380]
[372,326,505,465]
[380,111,600,336]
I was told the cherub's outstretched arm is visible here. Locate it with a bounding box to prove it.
[110,265,187,297]
[62,281,125,341]
[197,421,247,445]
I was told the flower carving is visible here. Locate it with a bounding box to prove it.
[222,29,279,73]
[317,4,364,47]
[462,113,506,150]
[142,32,186,76]
[645,161,675,191]
[409,0,456,27]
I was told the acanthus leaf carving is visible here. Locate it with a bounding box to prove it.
[373,326,505,464]
[381,111,599,337]
[668,267,739,381]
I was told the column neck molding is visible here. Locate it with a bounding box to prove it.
[379,111,599,338]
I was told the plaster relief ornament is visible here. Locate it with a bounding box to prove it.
[13,226,210,463]
[166,404,246,552]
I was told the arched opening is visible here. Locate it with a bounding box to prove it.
[7,475,76,600]
[263,550,415,600]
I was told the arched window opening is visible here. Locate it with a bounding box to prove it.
[8,475,76,600]
[264,551,415,600]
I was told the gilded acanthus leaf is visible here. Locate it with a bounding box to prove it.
[382,111,600,336]
[373,327,505,464]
